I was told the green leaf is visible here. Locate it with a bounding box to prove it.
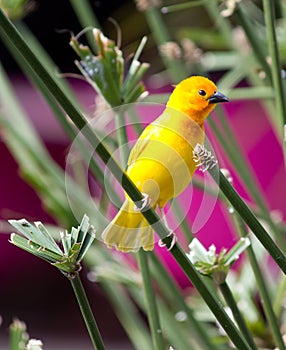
[10,234,60,264]
[77,227,96,262]
[224,237,251,266]
[9,219,62,255]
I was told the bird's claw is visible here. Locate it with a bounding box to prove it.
[158,232,177,251]
[134,193,151,212]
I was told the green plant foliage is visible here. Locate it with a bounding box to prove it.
[1,0,286,349]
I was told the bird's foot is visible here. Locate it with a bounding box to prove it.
[158,232,177,251]
[134,193,151,212]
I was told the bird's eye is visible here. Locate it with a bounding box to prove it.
[198,89,206,96]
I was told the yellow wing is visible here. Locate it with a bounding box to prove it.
[127,124,157,167]
[126,109,204,207]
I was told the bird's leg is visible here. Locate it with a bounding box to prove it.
[158,207,177,250]
[134,193,151,212]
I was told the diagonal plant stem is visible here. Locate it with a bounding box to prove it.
[219,281,258,350]
[206,165,286,273]
[1,20,120,205]
[0,12,256,348]
[230,208,286,350]
[149,253,221,350]
[70,275,105,350]
[207,113,284,247]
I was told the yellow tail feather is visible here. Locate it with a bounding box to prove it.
[101,199,154,252]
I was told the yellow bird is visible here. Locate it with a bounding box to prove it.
[102,76,229,252]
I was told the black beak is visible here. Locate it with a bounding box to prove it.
[208,91,229,104]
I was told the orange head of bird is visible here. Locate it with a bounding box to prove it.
[166,76,229,125]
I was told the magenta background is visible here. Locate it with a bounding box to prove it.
[0,75,285,343]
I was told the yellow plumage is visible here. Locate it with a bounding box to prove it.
[102,76,229,252]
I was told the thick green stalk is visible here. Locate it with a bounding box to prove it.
[0,24,121,218]
[137,252,165,350]
[262,0,286,164]
[70,276,105,350]
[231,210,286,350]
[0,12,253,348]
[5,20,118,191]
[208,167,286,273]
[219,282,258,350]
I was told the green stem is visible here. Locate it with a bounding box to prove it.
[149,253,221,350]
[235,5,272,81]
[129,284,194,350]
[69,0,100,52]
[170,244,252,350]
[161,0,207,13]
[219,282,258,350]
[85,248,153,350]
[137,251,165,350]
[204,2,233,47]
[274,275,286,317]
[0,22,121,212]
[70,275,105,350]
[0,12,252,348]
[226,86,274,100]
[100,281,153,350]
[262,0,286,164]
[208,112,284,247]
[231,210,286,350]
[141,4,187,82]
[208,167,286,274]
